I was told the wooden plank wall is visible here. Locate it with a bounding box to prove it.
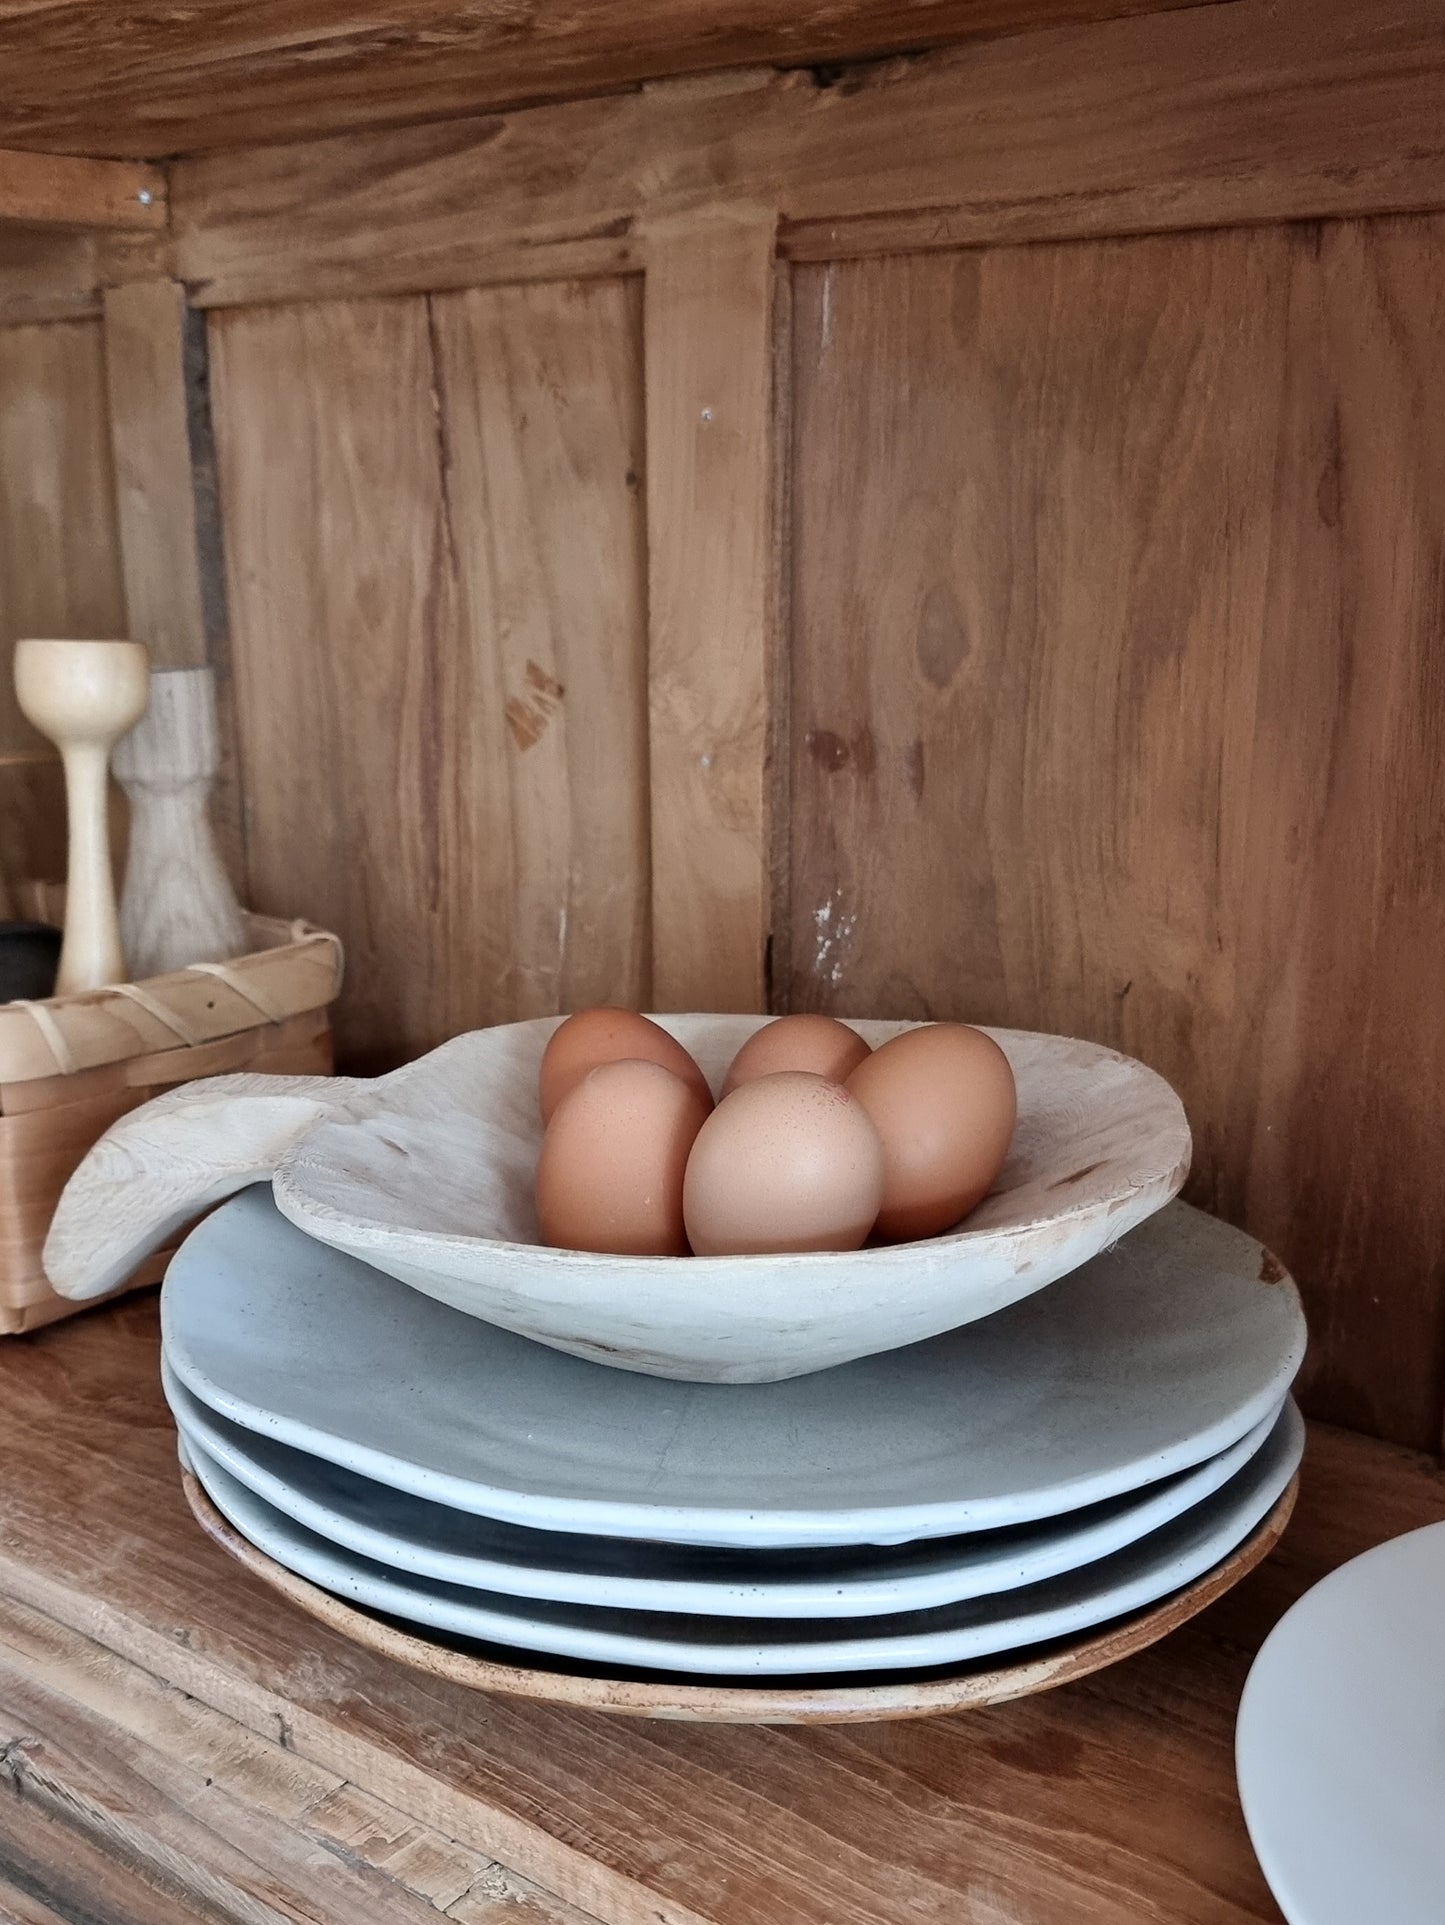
[0,266,215,909]
[0,317,126,903]
[782,225,1445,1448]
[208,283,650,1070]
[2,0,1445,1447]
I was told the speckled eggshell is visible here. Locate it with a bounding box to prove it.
[538,1009,712,1124]
[847,1023,1017,1243]
[536,1060,711,1257]
[683,1071,885,1257]
[720,1014,872,1097]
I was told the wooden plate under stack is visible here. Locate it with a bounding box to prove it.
[184,1472,1298,1725]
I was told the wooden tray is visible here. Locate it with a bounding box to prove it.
[183,1468,1299,1725]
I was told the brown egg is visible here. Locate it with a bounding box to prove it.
[721,1014,872,1098]
[538,1008,712,1124]
[683,1072,885,1257]
[536,1059,710,1257]
[847,1024,1016,1243]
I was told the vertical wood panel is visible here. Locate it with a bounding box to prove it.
[0,226,98,327]
[0,321,126,746]
[429,280,650,1019]
[644,212,775,1012]
[210,281,648,1071]
[0,319,126,900]
[211,295,479,1070]
[102,280,208,669]
[786,222,1445,1451]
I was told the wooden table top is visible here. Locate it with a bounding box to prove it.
[0,1295,1441,1925]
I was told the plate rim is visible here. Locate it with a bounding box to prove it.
[162,1192,1308,1548]
[181,1465,1300,1722]
[1235,1518,1445,1925]
[163,1354,1286,1618]
[177,1406,1304,1677]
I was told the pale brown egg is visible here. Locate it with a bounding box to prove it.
[538,1008,712,1125]
[847,1023,1016,1243]
[720,1014,872,1097]
[683,1071,885,1257]
[535,1059,711,1257]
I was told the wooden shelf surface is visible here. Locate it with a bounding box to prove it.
[0,1293,1441,1925]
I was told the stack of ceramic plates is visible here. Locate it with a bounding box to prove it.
[161,1187,1306,1701]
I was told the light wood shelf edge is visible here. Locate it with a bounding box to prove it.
[0,149,166,231]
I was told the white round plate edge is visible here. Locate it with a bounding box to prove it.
[160,1351,1285,1619]
[177,1406,1303,1679]
[162,1312,1303,1550]
[1235,1520,1445,1925]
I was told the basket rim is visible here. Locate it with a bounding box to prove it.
[0,913,343,1086]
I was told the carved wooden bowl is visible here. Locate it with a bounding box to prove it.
[49,1016,1190,1384]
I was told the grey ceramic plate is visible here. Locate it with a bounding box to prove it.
[161,1359,1284,1619]
[178,1404,1304,1677]
[163,1188,1306,1549]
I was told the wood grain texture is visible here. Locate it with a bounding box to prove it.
[0,231,182,331]
[173,0,1445,311]
[102,281,209,670]
[0,1596,600,1925]
[0,147,163,227]
[429,279,651,1017]
[0,1299,1442,1924]
[0,1788,241,1925]
[783,221,1445,1452]
[0,0,1210,160]
[0,319,126,750]
[112,665,248,976]
[644,213,774,1010]
[0,225,99,327]
[209,282,648,1070]
[209,292,490,1072]
[0,760,67,918]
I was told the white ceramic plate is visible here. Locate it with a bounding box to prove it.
[161,1359,1284,1619]
[164,1189,1306,1549]
[50,1016,1191,1381]
[180,1402,1303,1678]
[1236,1520,1445,1925]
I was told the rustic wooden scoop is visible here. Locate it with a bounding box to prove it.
[45,1017,1192,1383]
[44,1056,448,1303]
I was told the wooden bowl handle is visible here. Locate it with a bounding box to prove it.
[44,1073,360,1301]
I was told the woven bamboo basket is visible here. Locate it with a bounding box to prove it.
[0,884,342,1333]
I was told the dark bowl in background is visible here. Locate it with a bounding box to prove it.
[0,923,62,1002]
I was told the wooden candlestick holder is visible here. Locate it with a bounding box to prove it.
[14,639,151,995]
